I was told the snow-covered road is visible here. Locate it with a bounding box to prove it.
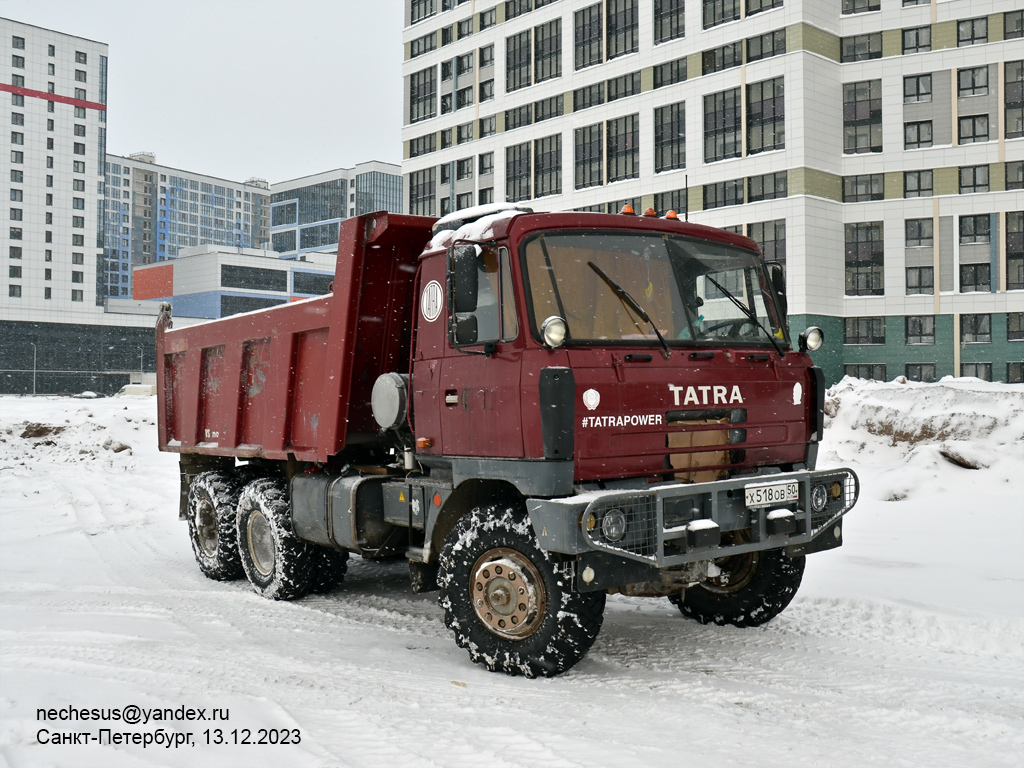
[1,380,1022,767]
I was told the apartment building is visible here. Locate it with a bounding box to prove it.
[400,0,1024,383]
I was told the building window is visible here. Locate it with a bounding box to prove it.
[8,207,21,221]
[480,115,496,137]
[574,82,605,111]
[506,0,532,20]
[1007,362,1024,383]
[748,171,787,202]
[704,178,744,209]
[441,26,453,46]
[958,114,989,144]
[72,290,83,302]
[409,67,437,123]
[1006,61,1023,139]
[960,314,991,343]
[10,150,23,164]
[843,174,883,202]
[746,77,784,154]
[906,363,936,382]
[957,18,987,46]
[841,33,882,62]
[905,316,935,345]
[441,128,452,148]
[748,0,783,16]
[8,245,21,258]
[607,114,639,183]
[534,95,564,122]
[455,192,473,209]
[409,134,436,158]
[958,66,988,98]
[75,69,87,82]
[844,317,885,345]
[653,57,687,88]
[1007,11,1024,40]
[479,152,495,175]
[411,32,437,58]
[11,55,24,69]
[902,26,931,54]
[906,266,934,295]
[457,17,473,39]
[654,189,687,217]
[479,79,494,102]
[703,0,739,29]
[456,86,474,109]
[507,30,532,91]
[506,104,533,130]
[843,80,882,154]
[1008,312,1024,340]
[654,101,685,172]
[905,218,932,248]
[605,72,639,102]
[9,227,22,240]
[535,19,561,82]
[11,75,24,87]
[703,42,742,74]
[506,142,532,202]
[12,36,24,49]
[747,29,786,62]
[904,121,933,149]
[905,170,932,198]
[480,44,494,68]
[575,123,603,189]
[845,222,884,296]
[960,214,990,244]
[456,52,474,77]
[411,0,436,24]
[960,363,992,380]
[845,364,886,381]
[534,134,562,197]
[959,264,990,293]
[479,188,494,205]
[575,4,603,70]
[904,74,932,103]
[408,168,435,216]
[480,8,496,29]
[654,0,685,44]
[748,219,786,264]
[8,285,21,298]
[704,87,741,162]
[457,122,473,144]
[842,0,879,13]
[1008,212,1024,290]
[456,158,474,180]
[607,0,639,59]
[959,165,989,194]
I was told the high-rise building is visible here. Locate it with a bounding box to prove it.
[270,161,403,259]
[102,152,270,299]
[400,0,1024,384]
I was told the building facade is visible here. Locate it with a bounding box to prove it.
[102,152,270,299]
[132,245,335,319]
[400,0,1024,384]
[270,161,403,259]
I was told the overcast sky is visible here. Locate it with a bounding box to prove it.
[2,0,404,184]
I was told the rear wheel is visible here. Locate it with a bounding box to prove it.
[236,478,316,601]
[671,548,805,627]
[186,471,245,581]
[308,548,350,594]
[438,504,605,678]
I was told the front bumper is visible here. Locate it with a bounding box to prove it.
[527,468,858,568]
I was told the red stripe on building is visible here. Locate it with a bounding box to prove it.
[0,82,106,111]
[133,264,174,301]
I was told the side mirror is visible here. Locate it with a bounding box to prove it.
[765,261,788,317]
[454,313,478,345]
[451,243,480,314]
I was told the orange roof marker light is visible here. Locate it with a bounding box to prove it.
[619,204,635,215]
[642,207,657,217]
[664,210,680,220]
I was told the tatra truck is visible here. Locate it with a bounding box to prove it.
[156,205,858,677]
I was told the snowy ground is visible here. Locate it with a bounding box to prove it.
[0,379,1022,768]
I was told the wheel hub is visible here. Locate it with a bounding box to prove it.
[195,499,218,556]
[247,510,275,577]
[471,549,545,640]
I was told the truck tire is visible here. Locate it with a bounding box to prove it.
[671,548,805,627]
[438,504,606,678]
[308,548,350,594]
[236,478,315,601]
[186,471,245,581]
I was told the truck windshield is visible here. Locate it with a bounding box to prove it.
[521,230,786,347]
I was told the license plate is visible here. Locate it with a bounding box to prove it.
[744,481,799,508]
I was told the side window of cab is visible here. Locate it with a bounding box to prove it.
[449,242,518,347]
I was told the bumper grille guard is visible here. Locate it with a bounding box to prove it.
[579,469,859,567]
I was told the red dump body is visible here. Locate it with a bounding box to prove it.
[156,213,434,462]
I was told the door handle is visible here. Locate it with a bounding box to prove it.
[445,390,459,406]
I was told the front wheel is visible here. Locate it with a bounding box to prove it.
[671,548,805,627]
[438,504,605,678]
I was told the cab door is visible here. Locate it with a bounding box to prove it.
[439,243,523,458]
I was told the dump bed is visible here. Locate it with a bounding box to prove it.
[156,212,435,462]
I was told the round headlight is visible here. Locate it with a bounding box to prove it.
[799,326,824,353]
[810,485,828,513]
[601,509,627,542]
[541,315,567,348]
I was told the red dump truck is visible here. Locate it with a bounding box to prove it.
[156,205,858,677]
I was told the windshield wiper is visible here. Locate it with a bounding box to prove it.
[704,275,785,359]
[588,261,672,360]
